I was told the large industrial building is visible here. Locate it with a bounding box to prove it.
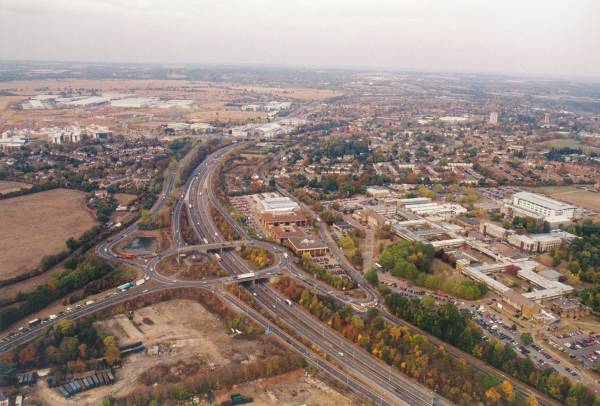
[257,195,300,213]
[287,237,329,257]
[503,191,577,225]
[0,129,29,149]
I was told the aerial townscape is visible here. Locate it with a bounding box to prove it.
[1,1,600,406]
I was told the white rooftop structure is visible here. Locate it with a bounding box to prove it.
[86,125,112,138]
[61,96,109,108]
[259,196,299,213]
[366,186,390,197]
[439,116,469,123]
[0,129,29,149]
[266,101,292,111]
[255,123,282,138]
[190,123,215,132]
[158,100,195,109]
[110,97,158,108]
[511,191,576,219]
[101,92,136,100]
[166,122,191,132]
[399,197,431,205]
[405,202,467,218]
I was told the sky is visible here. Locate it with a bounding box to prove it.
[1,0,599,78]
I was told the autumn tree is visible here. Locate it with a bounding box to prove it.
[18,344,38,367]
[500,380,515,401]
[103,336,121,366]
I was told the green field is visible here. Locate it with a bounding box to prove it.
[539,138,600,153]
[539,138,582,149]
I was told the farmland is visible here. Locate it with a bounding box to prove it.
[0,188,97,280]
[0,180,31,195]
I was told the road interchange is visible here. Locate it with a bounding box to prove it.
[0,142,561,406]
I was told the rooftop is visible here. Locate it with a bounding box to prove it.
[513,191,576,211]
[288,236,328,250]
[260,196,299,212]
[271,224,305,239]
[260,211,307,223]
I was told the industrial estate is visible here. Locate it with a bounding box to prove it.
[0,60,599,406]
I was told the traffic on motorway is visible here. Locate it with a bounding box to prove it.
[0,142,558,406]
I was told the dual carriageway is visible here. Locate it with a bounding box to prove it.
[0,142,560,406]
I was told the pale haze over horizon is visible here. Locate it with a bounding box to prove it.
[1,0,599,78]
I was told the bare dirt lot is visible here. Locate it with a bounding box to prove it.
[0,188,97,280]
[214,369,357,406]
[32,299,352,406]
[0,95,28,111]
[0,180,31,195]
[32,299,264,405]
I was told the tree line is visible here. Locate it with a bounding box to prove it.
[385,292,596,405]
[0,318,119,384]
[559,221,600,310]
[275,277,597,405]
[0,256,117,330]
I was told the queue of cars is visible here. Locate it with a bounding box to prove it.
[0,276,149,345]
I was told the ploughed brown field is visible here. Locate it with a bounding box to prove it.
[0,180,31,195]
[0,188,97,280]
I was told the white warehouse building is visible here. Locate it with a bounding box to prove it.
[258,196,299,213]
[504,191,576,225]
[512,192,576,218]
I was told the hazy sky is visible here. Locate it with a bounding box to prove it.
[1,0,599,78]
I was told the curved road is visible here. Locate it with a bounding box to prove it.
[0,141,560,406]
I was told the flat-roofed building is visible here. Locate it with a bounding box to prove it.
[191,122,215,133]
[539,269,563,282]
[549,298,590,319]
[499,289,541,319]
[288,236,329,257]
[505,191,576,222]
[532,233,563,252]
[507,233,563,253]
[362,208,387,228]
[480,222,512,239]
[366,186,390,198]
[332,220,353,235]
[86,125,112,139]
[507,234,538,252]
[258,196,299,213]
[270,224,305,245]
[260,212,307,228]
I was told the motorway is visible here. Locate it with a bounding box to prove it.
[0,142,560,406]
[170,144,442,405]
